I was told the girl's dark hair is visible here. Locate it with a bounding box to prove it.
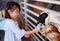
[5,1,21,19]
[37,13,48,24]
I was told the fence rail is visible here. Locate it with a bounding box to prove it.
[34,0,60,5]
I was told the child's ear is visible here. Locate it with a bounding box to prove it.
[8,10,12,14]
[5,8,8,10]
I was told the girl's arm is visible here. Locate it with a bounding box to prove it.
[24,28,40,38]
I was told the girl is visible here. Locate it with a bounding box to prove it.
[4,1,40,41]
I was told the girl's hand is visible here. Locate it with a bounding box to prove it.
[24,28,40,38]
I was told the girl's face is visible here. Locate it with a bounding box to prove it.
[8,7,19,20]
